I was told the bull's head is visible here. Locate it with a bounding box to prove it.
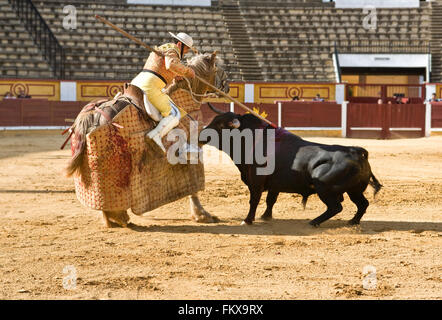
[198,103,241,148]
[204,103,241,132]
[201,103,276,176]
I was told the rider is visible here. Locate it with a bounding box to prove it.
[131,32,196,153]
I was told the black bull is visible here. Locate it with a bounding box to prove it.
[201,104,382,226]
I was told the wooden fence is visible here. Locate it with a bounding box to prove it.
[0,99,83,127]
[1,99,440,138]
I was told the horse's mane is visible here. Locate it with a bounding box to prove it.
[166,53,220,106]
[186,53,221,79]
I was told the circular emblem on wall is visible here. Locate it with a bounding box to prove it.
[288,87,300,99]
[107,85,124,98]
[12,83,28,96]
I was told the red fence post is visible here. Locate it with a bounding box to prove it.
[20,100,24,126]
[383,103,391,139]
[50,101,54,125]
[381,85,387,102]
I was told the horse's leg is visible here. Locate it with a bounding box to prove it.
[102,210,130,227]
[189,193,219,223]
[102,211,113,228]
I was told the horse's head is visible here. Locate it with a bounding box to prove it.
[186,51,229,97]
[165,52,229,107]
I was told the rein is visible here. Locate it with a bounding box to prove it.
[180,60,220,105]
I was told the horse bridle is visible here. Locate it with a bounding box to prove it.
[181,62,227,104]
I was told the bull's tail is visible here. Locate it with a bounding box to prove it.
[355,147,382,197]
[369,172,382,198]
[65,110,95,179]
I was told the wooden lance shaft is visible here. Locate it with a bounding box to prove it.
[192,76,277,128]
[95,15,164,57]
[95,15,277,128]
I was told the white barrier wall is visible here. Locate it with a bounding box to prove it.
[426,84,436,101]
[60,81,76,101]
[341,101,348,138]
[244,84,254,103]
[335,84,345,104]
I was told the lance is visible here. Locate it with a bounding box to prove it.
[95,15,277,128]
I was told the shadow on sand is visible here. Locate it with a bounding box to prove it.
[0,131,68,160]
[0,189,75,194]
[126,218,442,236]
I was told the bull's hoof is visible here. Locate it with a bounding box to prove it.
[309,220,320,228]
[241,220,253,226]
[348,219,360,226]
[260,215,272,221]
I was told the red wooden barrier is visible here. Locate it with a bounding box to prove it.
[0,99,22,126]
[431,102,442,128]
[279,102,341,128]
[51,101,85,125]
[347,103,384,138]
[233,103,279,126]
[201,103,280,127]
[200,102,230,125]
[347,103,425,139]
[348,97,424,104]
[201,101,342,129]
[0,99,436,139]
[21,99,52,126]
[0,99,84,127]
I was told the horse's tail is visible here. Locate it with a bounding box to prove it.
[65,109,96,178]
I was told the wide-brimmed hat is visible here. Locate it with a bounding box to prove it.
[169,32,198,53]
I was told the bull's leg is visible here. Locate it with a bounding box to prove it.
[189,193,219,223]
[309,192,343,227]
[347,192,369,225]
[261,191,279,221]
[102,210,130,228]
[242,188,263,225]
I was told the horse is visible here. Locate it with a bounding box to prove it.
[65,51,229,227]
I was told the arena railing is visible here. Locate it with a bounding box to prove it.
[337,40,430,54]
[345,83,426,103]
[8,0,65,79]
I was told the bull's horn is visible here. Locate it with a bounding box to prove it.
[231,119,240,128]
[207,102,225,114]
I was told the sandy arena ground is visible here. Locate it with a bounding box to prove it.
[0,131,441,300]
